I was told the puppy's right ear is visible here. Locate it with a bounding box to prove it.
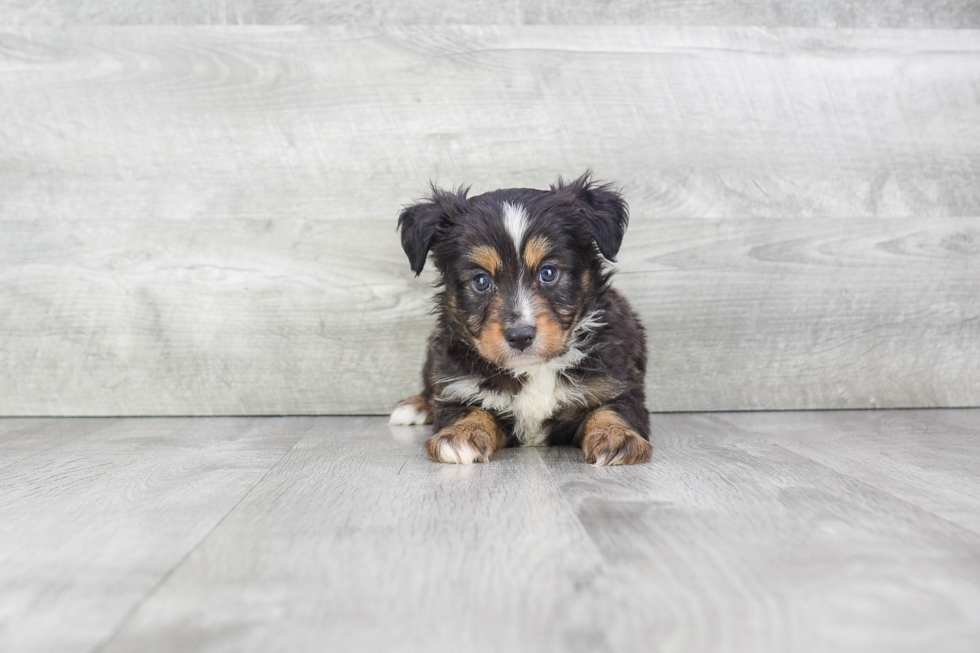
[397,184,469,275]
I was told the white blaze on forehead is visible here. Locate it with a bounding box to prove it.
[501,202,529,254]
[501,202,534,325]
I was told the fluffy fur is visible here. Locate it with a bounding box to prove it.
[390,172,652,466]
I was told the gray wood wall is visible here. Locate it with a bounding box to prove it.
[1,3,979,416]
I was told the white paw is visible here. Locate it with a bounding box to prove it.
[433,437,483,465]
[424,424,497,465]
[389,402,431,426]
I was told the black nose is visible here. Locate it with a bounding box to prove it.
[505,325,537,352]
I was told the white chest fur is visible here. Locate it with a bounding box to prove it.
[507,366,564,445]
[438,370,568,446]
[437,356,589,446]
[435,311,604,446]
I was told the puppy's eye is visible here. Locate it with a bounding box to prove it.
[472,273,492,292]
[538,265,559,284]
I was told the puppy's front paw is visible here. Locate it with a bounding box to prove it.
[389,395,434,425]
[581,409,652,466]
[425,411,504,464]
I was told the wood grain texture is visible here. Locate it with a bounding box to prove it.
[102,418,605,653]
[2,27,979,211]
[2,216,978,415]
[0,411,967,652]
[1,26,979,414]
[3,0,980,27]
[542,411,980,653]
[617,216,980,412]
[0,417,308,653]
[717,410,980,534]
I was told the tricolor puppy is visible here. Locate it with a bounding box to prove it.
[390,173,651,466]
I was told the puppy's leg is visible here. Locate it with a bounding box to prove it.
[579,403,652,466]
[425,407,507,464]
[391,339,440,426]
[389,394,435,425]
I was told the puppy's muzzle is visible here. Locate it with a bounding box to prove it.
[505,325,536,352]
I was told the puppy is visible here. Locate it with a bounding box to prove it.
[389,172,652,466]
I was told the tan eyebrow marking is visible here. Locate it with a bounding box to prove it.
[469,245,502,275]
[523,235,551,271]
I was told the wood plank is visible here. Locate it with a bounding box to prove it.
[2,215,977,415]
[540,411,980,653]
[98,417,607,652]
[73,412,980,653]
[0,418,113,472]
[1,26,979,414]
[716,409,980,534]
[2,27,979,215]
[4,0,980,28]
[0,1,252,26]
[0,417,307,653]
[261,1,980,28]
[617,216,980,412]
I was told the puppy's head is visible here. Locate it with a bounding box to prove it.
[398,172,628,371]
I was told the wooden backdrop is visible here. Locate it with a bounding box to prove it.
[1,4,979,416]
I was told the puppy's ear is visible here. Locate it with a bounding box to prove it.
[397,184,469,275]
[552,171,629,261]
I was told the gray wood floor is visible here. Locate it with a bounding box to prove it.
[2,411,979,652]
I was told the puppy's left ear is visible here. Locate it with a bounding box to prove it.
[397,184,469,275]
[553,171,629,261]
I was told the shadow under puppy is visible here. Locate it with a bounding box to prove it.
[390,172,652,466]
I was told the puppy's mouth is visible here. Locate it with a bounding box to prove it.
[499,347,549,370]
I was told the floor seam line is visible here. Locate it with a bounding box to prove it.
[87,427,310,653]
[535,446,609,568]
[713,416,980,542]
[764,439,980,540]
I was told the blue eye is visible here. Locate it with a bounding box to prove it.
[473,273,492,292]
[539,265,559,284]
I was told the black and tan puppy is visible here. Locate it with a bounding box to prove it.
[390,172,651,466]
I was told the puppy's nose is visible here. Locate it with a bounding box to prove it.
[505,325,536,352]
